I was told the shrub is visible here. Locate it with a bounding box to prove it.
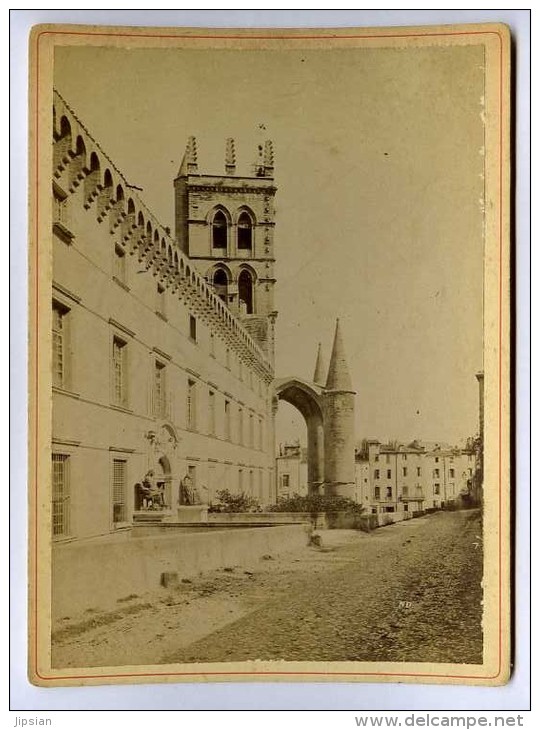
[208,489,261,514]
[268,492,364,515]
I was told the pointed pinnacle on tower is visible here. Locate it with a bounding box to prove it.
[325,318,353,391]
[254,142,265,177]
[264,140,274,176]
[178,136,198,176]
[225,138,236,175]
[313,342,326,386]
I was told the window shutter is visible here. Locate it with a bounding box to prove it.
[112,459,126,523]
[52,454,70,536]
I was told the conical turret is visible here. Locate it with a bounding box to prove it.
[325,318,353,391]
[313,343,326,386]
[323,319,356,499]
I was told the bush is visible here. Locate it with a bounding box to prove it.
[208,489,261,514]
[359,514,379,532]
[268,492,364,515]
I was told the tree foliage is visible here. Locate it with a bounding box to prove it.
[208,489,261,513]
[268,492,364,514]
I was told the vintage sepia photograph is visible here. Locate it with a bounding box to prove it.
[28,23,511,686]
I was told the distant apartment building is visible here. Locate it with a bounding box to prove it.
[275,438,475,513]
[275,442,308,500]
[357,440,475,515]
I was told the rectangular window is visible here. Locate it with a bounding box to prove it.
[386,486,393,499]
[187,379,197,430]
[153,360,167,417]
[52,301,69,389]
[374,486,380,500]
[112,336,128,407]
[53,184,73,242]
[238,407,244,445]
[403,467,408,477]
[434,483,441,495]
[417,466,422,476]
[208,465,216,504]
[188,464,197,491]
[386,469,392,479]
[156,283,166,318]
[374,454,379,462]
[402,486,409,498]
[208,390,215,435]
[449,468,455,478]
[53,187,68,226]
[114,244,127,285]
[282,474,290,488]
[402,454,407,461]
[52,454,70,537]
[112,458,127,524]
[189,315,197,342]
[224,400,231,440]
[433,468,440,478]
[435,457,440,463]
[374,469,380,479]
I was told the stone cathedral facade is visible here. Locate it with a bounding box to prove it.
[51,91,278,542]
[50,90,358,551]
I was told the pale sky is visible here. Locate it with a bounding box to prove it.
[55,42,484,448]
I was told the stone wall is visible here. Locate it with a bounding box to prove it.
[52,524,307,618]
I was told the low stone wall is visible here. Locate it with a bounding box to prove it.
[52,523,307,619]
[207,511,312,526]
[324,512,373,531]
[206,510,418,531]
[377,510,420,526]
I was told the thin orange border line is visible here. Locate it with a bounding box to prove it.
[32,26,506,682]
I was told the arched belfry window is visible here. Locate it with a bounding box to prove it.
[238,269,254,315]
[212,211,227,249]
[237,212,253,251]
[213,269,229,304]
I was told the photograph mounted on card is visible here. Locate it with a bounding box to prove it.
[28,22,511,686]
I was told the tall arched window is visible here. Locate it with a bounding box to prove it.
[213,269,229,303]
[212,211,227,249]
[237,212,253,251]
[238,269,254,314]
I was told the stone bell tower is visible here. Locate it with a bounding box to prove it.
[323,319,356,499]
[174,136,277,362]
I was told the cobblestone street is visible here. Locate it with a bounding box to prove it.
[52,509,483,668]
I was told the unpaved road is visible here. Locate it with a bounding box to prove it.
[52,509,483,668]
